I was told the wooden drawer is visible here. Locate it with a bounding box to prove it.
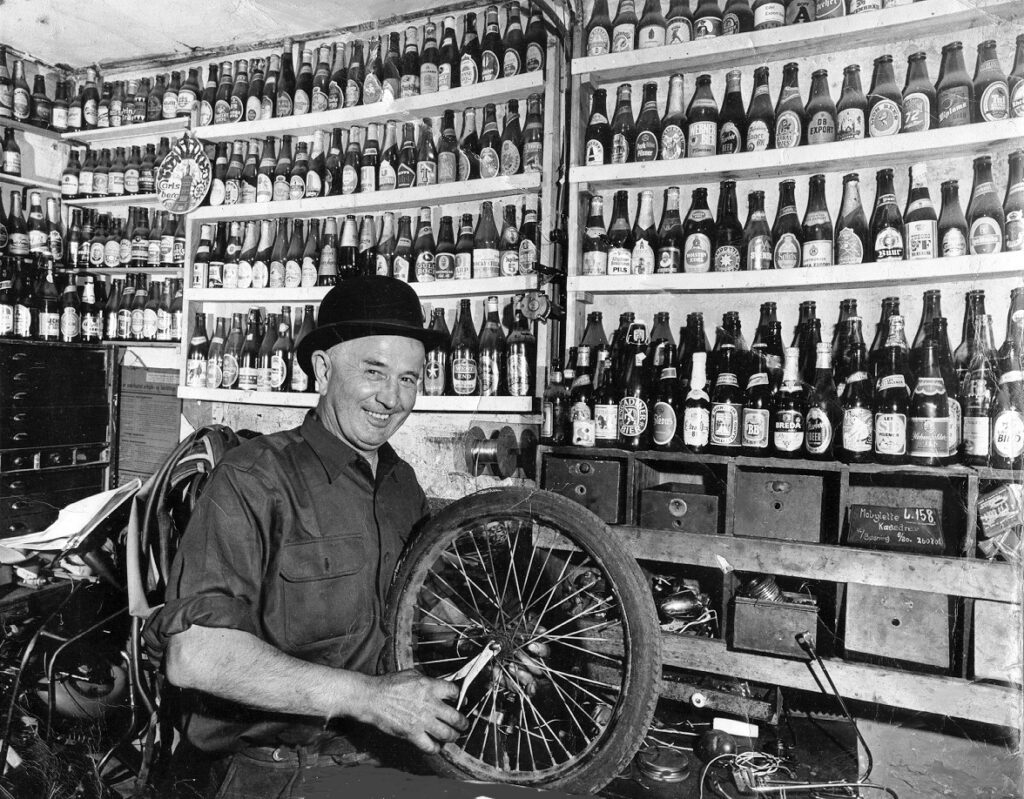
[973,599,1023,683]
[843,583,950,671]
[639,483,719,534]
[1,467,105,497]
[734,470,824,543]
[0,347,106,406]
[542,455,625,524]
[0,406,109,448]
[1,486,100,520]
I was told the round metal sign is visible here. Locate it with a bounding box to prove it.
[157,134,211,213]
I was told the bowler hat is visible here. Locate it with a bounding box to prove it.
[296,277,448,378]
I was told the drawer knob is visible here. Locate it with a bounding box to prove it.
[7,523,26,534]
[11,413,27,423]
[577,462,592,475]
[12,392,30,401]
[12,433,29,442]
[668,498,689,517]
[9,501,27,511]
[767,480,791,494]
[5,481,25,492]
[574,485,587,497]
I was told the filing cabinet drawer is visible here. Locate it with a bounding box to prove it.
[4,511,61,538]
[1,466,105,497]
[1,486,100,520]
[1,406,109,448]
[542,456,625,524]
[639,483,719,534]
[734,470,824,542]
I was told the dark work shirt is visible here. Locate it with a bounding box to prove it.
[144,410,430,754]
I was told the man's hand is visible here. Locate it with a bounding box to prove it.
[356,670,469,754]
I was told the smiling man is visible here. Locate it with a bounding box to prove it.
[144,276,468,798]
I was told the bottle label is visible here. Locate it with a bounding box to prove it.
[479,146,500,178]
[378,161,397,191]
[905,220,937,260]
[452,356,478,395]
[656,244,681,273]
[342,164,359,194]
[454,252,473,279]
[745,235,772,270]
[909,416,949,458]
[281,258,300,287]
[497,249,519,276]
[660,124,685,159]
[742,407,770,449]
[980,80,1009,121]
[683,406,710,447]
[962,415,989,457]
[473,247,500,278]
[775,110,802,148]
[607,246,632,274]
[710,402,741,447]
[992,411,1024,459]
[583,403,611,440]
[392,254,411,281]
[638,22,667,47]
[836,227,864,265]
[683,233,712,272]
[773,409,804,451]
[481,50,501,83]
[805,407,833,454]
[745,119,770,151]
[687,121,717,158]
[631,238,656,274]
[460,55,479,86]
[693,17,722,37]
[81,314,100,340]
[345,79,361,107]
[848,0,881,10]
[419,64,439,94]
[807,110,836,144]
[713,243,741,271]
[868,98,901,137]
[802,239,832,268]
[842,407,873,452]
[297,256,317,287]
[235,259,253,288]
[938,86,971,127]
[362,75,381,104]
[947,396,961,455]
[666,17,693,43]
[431,252,454,280]
[217,353,238,389]
[59,307,80,341]
[500,140,521,175]
[612,23,636,52]
[541,401,554,438]
[265,353,286,389]
[635,130,659,161]
[836,107,865,141]
[289,175,306,200]
[61,173,79,197]
[651,401,677,446]
[416,160,437,185]
[186,358,207,388]
[970,217,1002,254]
[611,133,630,164]
[587,27,611,56]
[415,252,436,281]
[873,227,904,260]
[0,305,12,336]
[518,239,537,274]
[754,0,785,25]
[942,227,967,257]
[617,396,649,437]
[269,259,286,288]
[716,121,739,154]
[140,308,157,339]
[585,138,605,165]
[874,412,907,455]
[14,305,31,338]
[438,152,457,183]
[235,365,257,391]
[437,64,453,92]
[583,250,608,275]
[902,92,931,132]
[201,355,222,388]
[1006,209,1024,251]
[1011,81,1024,118]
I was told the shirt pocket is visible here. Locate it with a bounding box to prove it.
[279,535,369,651]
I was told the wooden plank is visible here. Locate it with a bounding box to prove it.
[65,194,162,209]
[613,525,1019,602]
[63,117,189,145]
[659,634,1020,729]
[572,0,1023,86]
[0,172,62,192]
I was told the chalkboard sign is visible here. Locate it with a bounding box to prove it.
[846,504,945,554]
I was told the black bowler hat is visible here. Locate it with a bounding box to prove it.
[296,276,447,378]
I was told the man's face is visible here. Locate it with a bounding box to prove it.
[313,335,425,458]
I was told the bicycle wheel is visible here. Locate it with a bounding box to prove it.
[386,488,661,794]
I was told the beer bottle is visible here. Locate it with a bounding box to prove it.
[334,215,357,280]
[774,62,804,149]
[833,303,860,388]
[499,99,523,175]
[400,28,422,98]
[498,204,521,276]
[661,74,687,160]
[265,218,287,288]
[507,308,536,397]
[476,295,507,397]
[649,362,681,450]
[66,79,83,132]
[0,47,12,121]
[205,317,227,389]
[742,345,773,456]
[752,0,784,28]
[340,43,362,108]
[583,194,610,275]
[211,61,232,124]
[450,298,480,396]
[909,342,952,466]
[276,41,297,116]
[611,0,639,52]
[637,0,667,47]
[900,52,936,133]
[519,194,540,274]
[541,359,571,443]
[585,89,612,165]
[410,208,435,283]
[967,155,1004,255]
[723,0,753,33]
[460,12,483,86]
[433,111,459,184]
[382,33,402,103]
[419,24,440,93]
[839,343,873,463]
[802,174,833,268]
[607,190,635,275]
[1004,149,1024,251]
[743,190,772,271]
[124,145,142,196]
[996,286,1024,379]
[666,0,694,44]
[646,311,676,385]
[953,290,984,382]
[79,277,100,342]
[186,311,209,388]
[115,276,134,341]
[228,60,248,122]
[438,17,460,91]
[256,312,279,391]
[67,208,83,268]
[719,70,745,153]
[357,215,376,276]
[900,163,937,260]
[929,316,962,458]
[610,84,636,164]
[869,168,904,262]
[416,118,439,185]
[960,311,997,463]
[220,312,244,390]
[290,141,309,199]
[771,347,805,457]
[454,213,475,278]
[847,0,879,13]
[868,299,900,378]
[588,0,614,55]
[473,201,501,278]
[609,312,636,390]
[635,83,662,162]
[422,309,451,397]
[713,180,743,272]
[11,259,34,339]
[1010,33,1024,118]
[693,0,723,38]
[618,324,651,449]
[593,351,620,446]
[579,311,610,375]
[935,178,969,258]
[523,5,550,74]
[866,55,902,138]
[873,331,910,464]
[314,216,338,286]
[710,343,743,452]
[631,190,657,274]
[804,342,841,460]
[248,219,271,289]
[393,122,416,189]
[254,138,274,203]
[746,66,774,151]
[974,40,1009,122]
[458,107,481,181]
[363,37,384,104]
[686,74,719,158]
[12,65,35,125]
[237,310,260,391]
[502,3,526,77]
[479,6,503,83]
[683,351,712,452]
[835,173,869,265]
[678,312,710,392]
[341,128,362,193]
[478,103,502,178]
[831,64,866,142]
[805,69,836,145]
[59,147,80,196]
[683,187,714,273]
[569,347,596,445]
[936,42,973,128]
[58,276,80,343]
[656,187,684,274]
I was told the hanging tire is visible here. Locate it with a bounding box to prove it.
[385,487,661,794]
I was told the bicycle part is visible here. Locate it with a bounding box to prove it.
[387,488,661,794]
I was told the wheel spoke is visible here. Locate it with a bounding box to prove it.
[531,662,622,692]
[469,533,506,625]
[500,663,574,762]
[414,605,478,638]
[532,660,620,707]
[547,637,625,665]
[497,664,559,765]
[420,581,489,629]
[447,543,505,618]
[526,554,576,638]
[542,661,598,746]
[413,654,476,667]
[462,682,495,746]
[517,535,557,625]
[524,603,618,648]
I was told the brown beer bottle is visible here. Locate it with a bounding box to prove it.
[902,52,936,132]
[967,155,1004,255]
[805,68,836,145]
[774,62,803,148]
[973,39,1009,123]
[936,42,973,128]
[745,66,774,151]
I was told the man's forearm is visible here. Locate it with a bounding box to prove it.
[165,624,369,722]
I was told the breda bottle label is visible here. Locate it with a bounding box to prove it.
[992,411,1024,459]
[775,110,802,148]
[805,407,833,454]
[902,92,931,132]
[683,405,710,447]
[683,234,712,272]
[687,121,716,157]
[617,396,649,437]
[773,409,804,451]
[652,402,677,445]
[837,108,865,140]
[938,86,971,126]
[868,99,901,136]
[874,413,907,455]
[661,125,685,159]
[742,408,770,449]
[980,81,1009,121]
[837,228,864,264]
[745,120,770,151]
[970,217,1003,254]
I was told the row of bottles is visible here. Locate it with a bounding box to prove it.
[0,254,183,342]
[581,153,1023,274]
[542,287,1024,469]
[58,207,185,271]
[203,98,544,206]
[193,198,540,288]
[60,138,171,199]
[585,0,951,55]
[584,38,1024,165]
[2,8,547,134]
[186,294,538,397]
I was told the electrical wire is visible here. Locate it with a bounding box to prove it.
[699,753,738,799]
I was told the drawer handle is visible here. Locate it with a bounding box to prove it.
[11,413,27,423]
[9,501,28,511]
[10,352,28,361]
[12,433,29,441]
[5,481,25,492]
[668,498,689,517]
[7,523,26,534]
[12,392,30,401]
[767,480,791,494]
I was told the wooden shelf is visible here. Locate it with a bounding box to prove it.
[62,267,184,276]
[189,174,541,223]
[659,634,1019,729]
[65,193,163,209]
[188,275,539,304]
[572,0,1024,86]
[570,118,1024,191]
[0,173,61,192]
[62,117,189,145]
[568,252,1024,295]
[178,386,536,413]
[193,72,545,143]
[106,340,181,348]
[0,117,68,142]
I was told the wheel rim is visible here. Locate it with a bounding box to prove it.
[393,512,635,783]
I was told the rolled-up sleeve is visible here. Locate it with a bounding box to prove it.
[143,462,269,656]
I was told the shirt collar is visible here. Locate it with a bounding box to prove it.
[301,410,401,484]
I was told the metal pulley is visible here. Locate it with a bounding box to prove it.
[465,426,519,478]
[513,291,565,324]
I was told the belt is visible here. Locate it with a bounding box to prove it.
[238,739,379,768]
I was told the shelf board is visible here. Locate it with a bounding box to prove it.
[65,193,163,209]
[659,635,1019,729]
[106,340,181,348]
[178,386,536,413]
[571,118,1024,191]
[193,72,545,143]
[0,173,61,192]
[188,275,539,303]
[0,117,68,142]
[62,267,184,276]
[567,252,1024,295]
[190,174,540,223]
[572,0,1024,86]
[62,117,189,145]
